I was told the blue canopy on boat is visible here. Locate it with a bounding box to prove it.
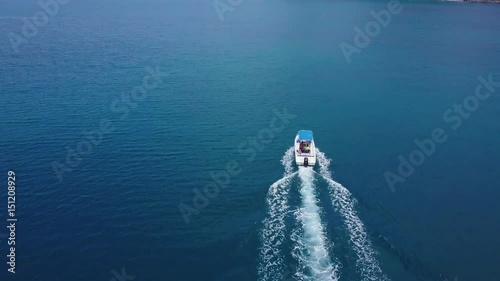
[297,130,313,141]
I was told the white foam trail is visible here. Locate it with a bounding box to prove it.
[316,148,389,281]
[259,147,296,281]
[294,167,339,281]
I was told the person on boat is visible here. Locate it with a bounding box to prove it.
[304,143,311,153]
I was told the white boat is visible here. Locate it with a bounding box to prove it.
[294,130,316,167]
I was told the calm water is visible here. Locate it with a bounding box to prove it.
[1,0,500,280]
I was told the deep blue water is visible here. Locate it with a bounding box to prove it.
[1,0,500,280]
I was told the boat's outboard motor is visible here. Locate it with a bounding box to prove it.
[304,158,309,167]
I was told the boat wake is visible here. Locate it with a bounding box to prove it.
[259,147,388,281]
[293,166,340,281]
[258,147,296,281]
[316,148,389,281]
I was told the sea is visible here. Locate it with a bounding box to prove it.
[1,0,500,280]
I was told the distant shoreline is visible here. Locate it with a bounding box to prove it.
[441,0,500,3]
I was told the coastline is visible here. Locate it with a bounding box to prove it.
[441,0,500,3]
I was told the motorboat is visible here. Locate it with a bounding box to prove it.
[294,130,316,167]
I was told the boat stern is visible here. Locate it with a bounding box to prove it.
[295,154,316,167]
